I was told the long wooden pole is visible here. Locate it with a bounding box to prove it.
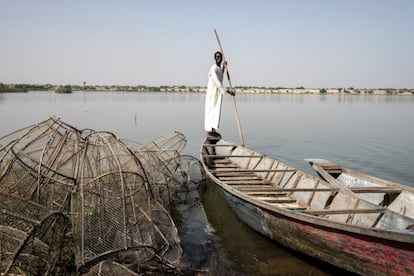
[214,29,245,146]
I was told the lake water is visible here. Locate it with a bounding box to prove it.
[1,91,413,274]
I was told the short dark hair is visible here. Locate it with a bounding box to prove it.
[214,51,222,58]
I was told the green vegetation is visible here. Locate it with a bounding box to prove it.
[56,85,72,93]
[0,83,28,93]
[320,88,327,94]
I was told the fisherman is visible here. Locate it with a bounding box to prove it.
[204,51,235,138]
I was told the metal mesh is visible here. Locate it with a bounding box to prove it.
[0,193,67,275]
[0,117,195,274]
[126,132,187,209]
[72,131,183,272]
[171,155,206,206]
[81,261,138,276]
[0,117,80,212]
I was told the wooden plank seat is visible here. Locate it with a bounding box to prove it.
[224,179,272,185]
[295,208,386,215]
[211,159,237,164]
[211,157,295,175]
[211,160,236,166]
[216,174,260,181]
[218,176,263,181]
[202,143,235,147]
[278,204,307,210]
[204,154,264,158]
[213,172,258,177]
[212,161,238,165]
[349,186,402,194]
[324,169,342,174]
[254,197,297,204]
[212,164,239,168]
[316,163,343,174]
[211,168,297,173]
[220,179,266,183]
[244,191,289,196]
[233,186,340,193]
[318,163,342,170]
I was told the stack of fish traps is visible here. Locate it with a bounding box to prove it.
[0,117,205,275]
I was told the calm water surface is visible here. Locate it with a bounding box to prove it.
[1,91,413,274]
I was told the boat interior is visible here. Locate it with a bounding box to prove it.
[202,139,414,232]
[312,162,414,220]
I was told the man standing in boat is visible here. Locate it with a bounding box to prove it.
[205,51,235,137]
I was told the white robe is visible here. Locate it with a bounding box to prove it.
[205,63,226,132]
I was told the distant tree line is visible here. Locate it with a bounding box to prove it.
[56,85,72,93]
[1,83,413,95]
[0,83,58,92]
[0,83,27,92]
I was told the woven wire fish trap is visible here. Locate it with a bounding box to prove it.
[0,193,67,275]
[171,155,206,206]
[0,117,81,212]
[126,132,206,207]
[72,131,183,273]
[125,132,188,209]
[81,260,139,276]
[0,117,202,274]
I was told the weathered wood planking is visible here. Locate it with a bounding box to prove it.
[201,139,414,275]
[309,159,414,219]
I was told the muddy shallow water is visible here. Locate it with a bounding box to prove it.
[174,179,350,275]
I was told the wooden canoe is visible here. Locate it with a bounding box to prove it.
[201,138,414,275]
[308,159,414,220]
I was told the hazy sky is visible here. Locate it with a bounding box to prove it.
[1,0,413,88]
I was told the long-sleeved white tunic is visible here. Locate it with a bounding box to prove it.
[205,63,226,132]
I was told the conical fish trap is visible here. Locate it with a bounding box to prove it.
[0,117,201,274]
[0,117,81,212]
[126,131,187,208]
[72,131,182,272]
[171,155,206,205]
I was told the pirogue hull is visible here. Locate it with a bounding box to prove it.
[201,138,414,275]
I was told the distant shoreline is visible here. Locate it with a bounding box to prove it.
[1,83,413,95]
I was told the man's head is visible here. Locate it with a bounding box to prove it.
[214,51,223,64]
